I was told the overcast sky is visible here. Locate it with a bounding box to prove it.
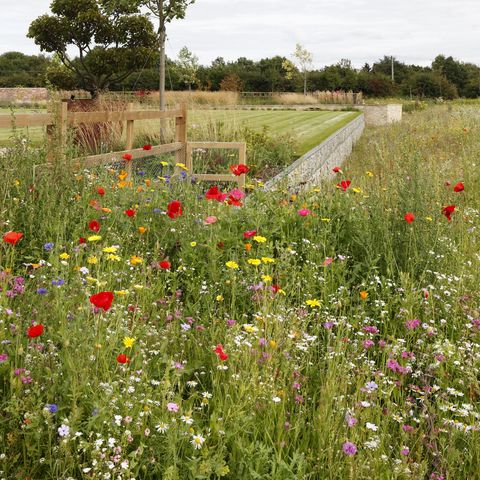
[2,0,479,67]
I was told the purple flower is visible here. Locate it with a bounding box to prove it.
[342,441,357,456]
[37,288,48,295]
[167,402,179,412]
[0,353,8,362]
[44,243,55,252]
[45,403,58,414]
[406,319,421,330]
[401,447,410,456]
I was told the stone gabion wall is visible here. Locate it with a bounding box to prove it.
[264,114,365,191]
[362,104,402,126]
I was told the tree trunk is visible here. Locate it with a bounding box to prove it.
[158,0,166,142]
[304,71,307,96]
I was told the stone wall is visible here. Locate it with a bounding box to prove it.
[264,114,365,191]
[0,88,49,103]
[362,104,402,126]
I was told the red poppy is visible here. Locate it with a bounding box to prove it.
[227,196,243,207]
[124,209,136,217]
[116,353,130,364]
[332,166,343,173]
[453,182,464,193]
[27,324,44,338]
[88,220,101,232]
[214,344,228,361]
[205,186,228,202]
[243,230,257,238]
[337,180,351,191]
[167,200,183,219]
[97,187,105,196]
[159,260,171,270]
[89,291,114,311]
[122,153,133,161]
[79,237,86,244]
[442,205,456,221]
[143,144,152,151]
[3,231,23,245]
[272,284,281,293]
[230,164,249,176]
[404,212,415,224]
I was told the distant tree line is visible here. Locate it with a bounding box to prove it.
[1,51,479,99]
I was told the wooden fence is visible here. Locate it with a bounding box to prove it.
[0,102,247,187]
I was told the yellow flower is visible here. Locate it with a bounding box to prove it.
[248,259,261,266]
[190,241,197,247]
[117,181,127,189]
[269,340,277,349]
[115,289,129,296]
[261,257,275,264]
[360,290,369,300]
[261,275,272,283]
[130,255,143,266]
[87,256,98,264]
[160,161,169,167]
[138,226,147,234]
[425,216,433,222]
[243,324,258,333]
[352,187,362,194]
[106,254,121,262]
[14,180,20,186]
[253,236,267,243]
[321,218,331,223]
[59,253,70,260]
[366,171,374,177]
[306,299,321,307]
[225,261,239,270]
[103,246,118,253]
[88,235,102,242]
[118,170,128,181]
[175,162,188,171]
[291,194,297,202]
[123,337,136,348]
[216,295,224,302]
[312,188,321,193]
[133,284,145,290]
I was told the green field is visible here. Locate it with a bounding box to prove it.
[0,107,359,156]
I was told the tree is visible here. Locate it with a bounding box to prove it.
[28,0,158,98]
[138,1,195,111]
[292,44,313,95]
[219,73,243,92]
[176,46,199,90]
[0,52,51,87]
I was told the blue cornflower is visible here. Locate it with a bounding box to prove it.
[45,403,58,414]
[44,242,55,252]
[37,288,48,295]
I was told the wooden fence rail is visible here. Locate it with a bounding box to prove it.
[0,102,247,187]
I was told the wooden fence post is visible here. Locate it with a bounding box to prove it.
[125,103,134,177]
[238,142,247,189]
[46,101,68,163]
[175,103,187,169]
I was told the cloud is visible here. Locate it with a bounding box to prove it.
[1,0,479,68]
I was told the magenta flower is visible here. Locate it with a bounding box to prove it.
[342,441,357,456]
[167,402,179,412]
[405,319,421,330]
[297,209,311,217]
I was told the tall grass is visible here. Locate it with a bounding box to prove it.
[0,105,479,479]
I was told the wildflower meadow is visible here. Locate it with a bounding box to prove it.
[0,104,479,479]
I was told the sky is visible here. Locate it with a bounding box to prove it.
[1,0,479,68]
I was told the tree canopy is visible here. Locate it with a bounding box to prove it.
[27,0,158,97]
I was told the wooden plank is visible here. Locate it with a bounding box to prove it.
[187,141,244,150]
[193,174,239,182]
[0,113,54,128]
[71,142,183,168]
[67,108,183,124]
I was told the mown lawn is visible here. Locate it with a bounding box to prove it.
[0,107,359,156]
